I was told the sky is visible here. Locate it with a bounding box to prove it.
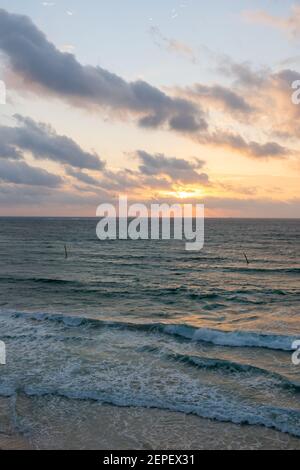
[0,0,299,217]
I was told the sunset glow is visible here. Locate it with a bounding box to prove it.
[0,1,298,217]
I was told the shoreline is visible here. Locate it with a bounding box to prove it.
[1,394,300,450]
[0,433,32,450]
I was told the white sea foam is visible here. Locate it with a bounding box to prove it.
[0,309,299,438]
[1,309,297,352]
[163,324,297,351]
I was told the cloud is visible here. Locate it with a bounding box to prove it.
[66,166,100,186]
[204,196,300,218]
[170,55,294,156]
[137,150,209,184]
[151,193,300,218]
[0,139,23,160]
[226,66,300,139]
[244,6,300,39]
[0,8,296,166]
[217,60,268,88]
[0,183,104,212]
[182,58,297,156]
[0,159,62,187]
[0,9,206,134]
[0,177,299,218]
[98,168,145,192]
[66,151,210,194]
[149,26,197,63]
[200,131,291,159]
[179,84,254,116]
[0,115,104,170]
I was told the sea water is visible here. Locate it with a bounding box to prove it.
[0,218,299,442]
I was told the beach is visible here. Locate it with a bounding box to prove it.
[0,218,299,450]
[1,394,300,450]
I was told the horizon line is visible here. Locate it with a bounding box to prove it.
[0,216,299,220]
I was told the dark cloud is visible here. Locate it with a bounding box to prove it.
[66,166,100,186]
[0,9,207,133]
[246,141,290,158]
[188,84,254,114]
[0,183,106,210]
[218,60,268,87]
[274,68,300,85]
[137,150,209,184]
[65,151,210,193]
[0,115,104,170]
[201,131,290,159]
[99,168,144,191]
[0,138,23,160]
[0,159,63,187]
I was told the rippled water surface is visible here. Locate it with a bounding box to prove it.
[0,218,299,439]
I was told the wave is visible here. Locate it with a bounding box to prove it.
[0,276,81,286]
[1,309,300,438]
[138,346,300,391]
[223,266,300,275]
[163,324,297,351]
[179,357,299,391]
[1,384,300,438]
[5,310,298,351]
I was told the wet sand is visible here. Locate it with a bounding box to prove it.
[0,394,300,450]
[0,434,32,450]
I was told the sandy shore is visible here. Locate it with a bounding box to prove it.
[0,394,300,450]
[0,434,32,450]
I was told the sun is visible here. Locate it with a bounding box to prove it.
[177,191,193,199]
[158,187,206,200]
[174,188,205,199]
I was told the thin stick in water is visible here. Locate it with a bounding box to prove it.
[243,252,250,265]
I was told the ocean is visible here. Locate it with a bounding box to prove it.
[0,217,299,449]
